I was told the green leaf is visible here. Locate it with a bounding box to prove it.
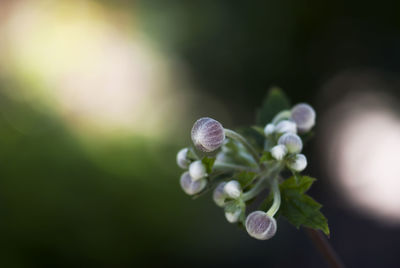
[262,176,330,235]
[256,87,290,126]
[236,127,265,152]
[236,171,257,188]
[202,157,215,174]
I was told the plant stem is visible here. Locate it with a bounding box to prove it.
[306,228,345,268]
[213,162,259,173]
[224,129,260,163]
[266,178,281,217]
[242,175,266,201]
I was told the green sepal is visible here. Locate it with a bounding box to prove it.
[202,157,216,174]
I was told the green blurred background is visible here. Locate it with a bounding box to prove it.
[1,0,400,267]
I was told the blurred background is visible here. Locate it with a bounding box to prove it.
[0,0,400,267]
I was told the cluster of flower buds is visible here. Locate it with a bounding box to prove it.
[176,103,316,240]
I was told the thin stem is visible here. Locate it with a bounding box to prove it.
[306,229,345,268]
[224,129,260,163]
[242,175,266,201]
[266,178,281,217]
[213,162,259,173]
[272,110,291,124]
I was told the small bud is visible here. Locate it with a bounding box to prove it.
[224,180,242,199]
[180,172,207,195]
[213,182,227,207]
[189,160,207,181]
[270,144,288,160]
[191,117,225,152]
[225,208,242,223]
[275,120,297,134]
[287,154,307,172]
[176,148,190,169]
[264,123,275,136]
[291,103,316,133]
[278,133,303,154]
[245,211,277,240]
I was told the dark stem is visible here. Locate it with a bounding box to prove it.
[305,229,345,268]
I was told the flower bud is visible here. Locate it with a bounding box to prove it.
[264,123,275,136]
[176,148,190,169]
[189,160,207,181]
[287,154,307,172]
[245,211,277,240]
[275,120,297,134]
[270,144,288,161]
[213,182,227,207]
[278,133,303,154]
[180,171,207,195]
[224,180,242,199]
[191,117,225,152]
[291,103,316,133]
[225,208,242,223]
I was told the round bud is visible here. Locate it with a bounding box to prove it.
[213,182,227,207]
[176,148,190,169]
[287,154,307,172]
[224,180,242,199]
[245,211,277,240]
[189,160,207,181]
[191,117,225,152]
[180,171,207,195]
[275,120,297,134]
[278,133,303,154]
[225,208,242,223]
[264,123,275,136]
[291,103,316,133]
[270,144,288,161]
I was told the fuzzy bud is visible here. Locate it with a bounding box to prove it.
[225,208,242,223]
[291,103,316,133]
[189,160,207,181]
[245,211,277,240]
[287,154,307,172]
[176,148,190,169]
[278,133,303,154]
[270,144,288,161]
[191,117,225,152]
[264,123,275,136]
[180,172,207,195]
[213,182,227,207]
[224,180,242,199]
[275,120,297,134]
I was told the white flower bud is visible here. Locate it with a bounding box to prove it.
[245,211,277,240]
[225,208,242,223]
[287,154,307,172]
[176,148,190,169]
[191,117,225,152]
[291,103,316,133]
[213,182,227,207]
[270,144,288,160]
[223,180,242,199]
[264,123,275,136]
[278,133,303,154]
[180,172,207,195]
[275,120,297,134]
[189,160,207,181]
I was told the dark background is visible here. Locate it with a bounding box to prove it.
[0,0,400,267]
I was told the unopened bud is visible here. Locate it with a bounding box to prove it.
[176,148,190,169]
[287,154,307,172]
[225,208,242,223]
[213,182,227,207]
[224,180,242,199]
[275,120,297,134]
[270,144,288,160]
[180,172,207,195]
[291,103,316,133]
[245,211,277,240]
[189,160,207,181]
[278,133,303,154]
[191,117,225,152]
[264,123,275,136]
